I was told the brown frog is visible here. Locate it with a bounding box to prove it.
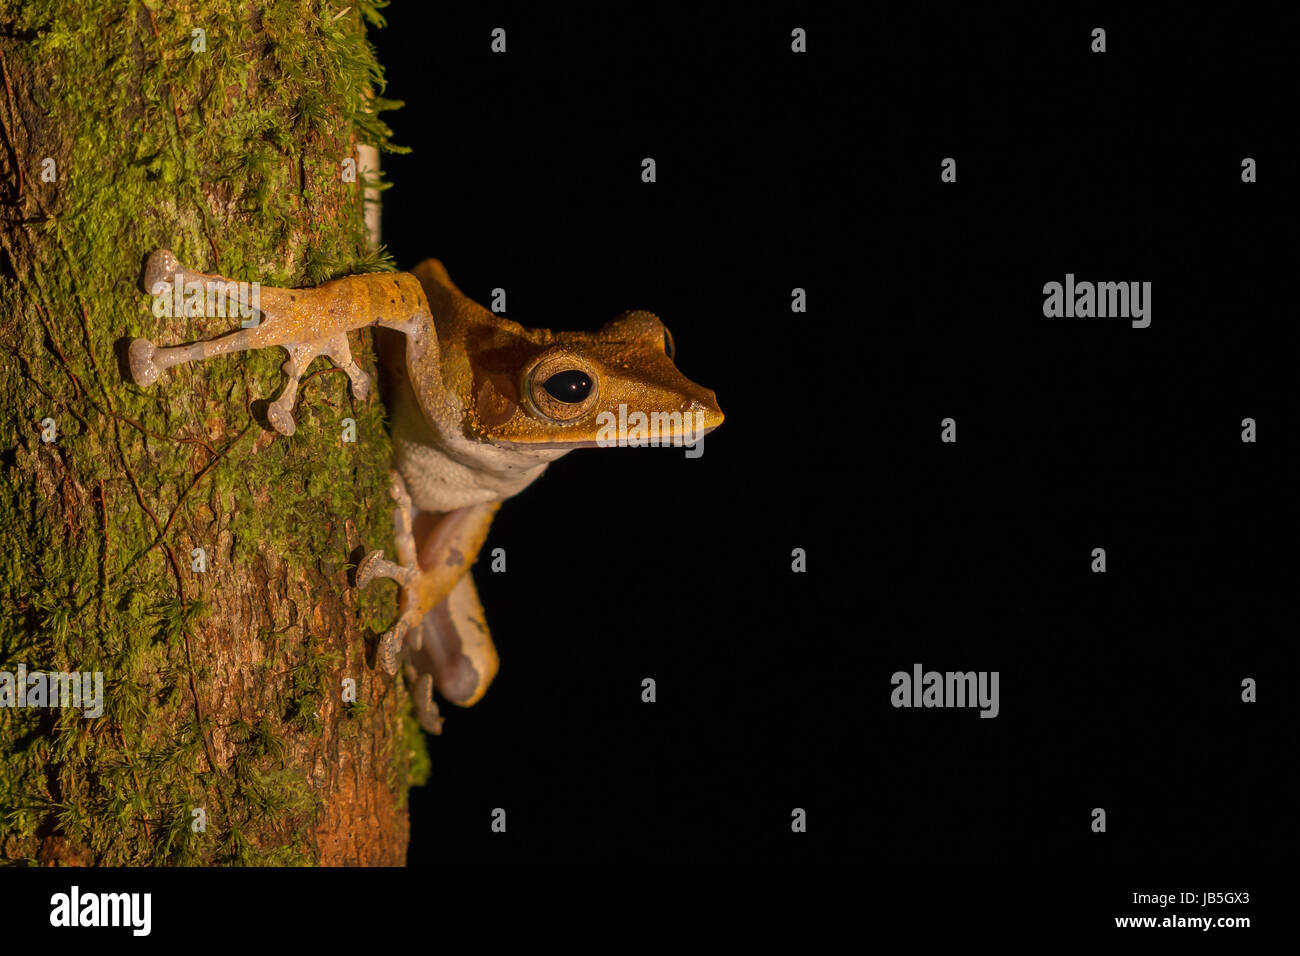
[129,250,723,732]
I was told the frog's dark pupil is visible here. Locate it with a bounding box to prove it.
[542,370,592,403]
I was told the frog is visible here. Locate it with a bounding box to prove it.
[128,249,723,733]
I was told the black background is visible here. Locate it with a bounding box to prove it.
[369,5,1294,865]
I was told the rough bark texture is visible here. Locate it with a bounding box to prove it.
[0,0,426,865]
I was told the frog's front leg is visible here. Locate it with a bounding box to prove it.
[130,249,432,435]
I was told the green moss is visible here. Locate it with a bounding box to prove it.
[0,0,427,865]
[401,710,431,792]
[284,634,340,736]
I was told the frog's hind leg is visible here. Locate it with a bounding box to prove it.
[355,481,501,735]
[357,474,502,728]
[356,472,423,675]
[403,572,499,734]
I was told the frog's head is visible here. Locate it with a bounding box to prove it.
[411,259,724,452]
[493,309,723,449]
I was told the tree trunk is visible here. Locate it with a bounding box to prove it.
[0,0,423,865]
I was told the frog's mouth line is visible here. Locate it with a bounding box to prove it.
[495,420,723,452]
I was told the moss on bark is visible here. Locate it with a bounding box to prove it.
[0,0,426,865]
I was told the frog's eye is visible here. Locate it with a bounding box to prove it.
[541,369,592,403]
[526,354,600,422]
[662,325,676,361]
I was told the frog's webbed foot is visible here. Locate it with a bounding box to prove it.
[356,472,421,675]
[401,574,498,735]
[130,248,373,436]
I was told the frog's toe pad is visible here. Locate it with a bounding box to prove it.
[356,549,414,587]
[378,624,405,676]
[377,610,420,676]
[266,398,296,436]
[413,672,444,735]
[355,549,387,587]
[143,248,181,294]
[128,339,160,387]
[350,372,371,402]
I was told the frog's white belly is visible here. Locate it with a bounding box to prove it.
[393,433,565,512]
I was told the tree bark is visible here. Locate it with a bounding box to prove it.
[0,0,422,865]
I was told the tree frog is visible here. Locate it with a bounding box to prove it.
[129,250,723,733]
